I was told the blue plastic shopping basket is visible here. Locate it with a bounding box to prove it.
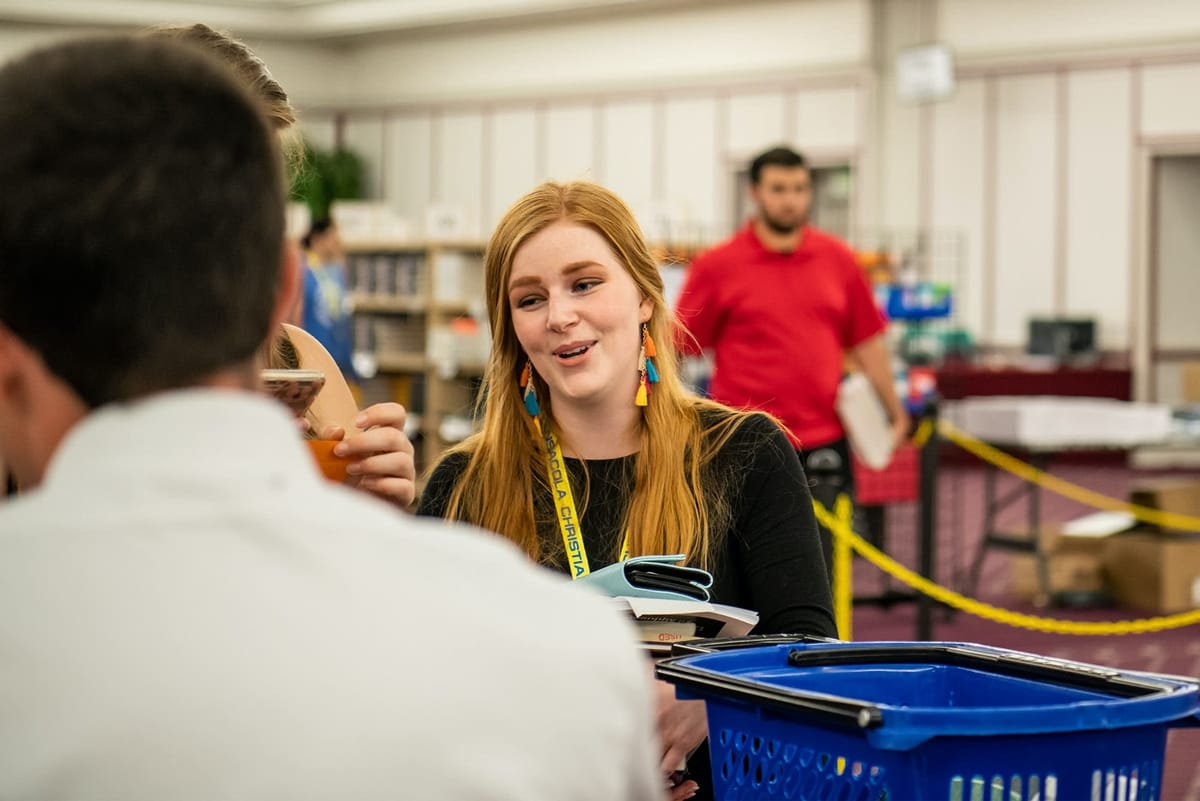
[656,637,1200,801]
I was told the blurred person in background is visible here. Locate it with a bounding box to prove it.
[674,145,910,564]
[0,35,664,800]
[301,217,359,384]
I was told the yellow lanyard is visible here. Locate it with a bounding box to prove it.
[535,418,630,578]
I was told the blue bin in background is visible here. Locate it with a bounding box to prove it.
[656,639,1200,801]
[883,282,953,321]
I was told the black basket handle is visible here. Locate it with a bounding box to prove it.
[656,638,885,731]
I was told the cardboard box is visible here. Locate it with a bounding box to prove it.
[1011,551,1105,603]
[1129,478,1200,534]
[1005,523,1106,555]
[1102,531,1200,614]
[1006,524,1108,602]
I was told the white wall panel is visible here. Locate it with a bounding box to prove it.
[298,114,338,153]
[1154,155,1200,349]
[793,87,861,152]
[0,24,91,62]
[1153,364,1185,405]
[938,0,1200,58]
[662,97,720,241]
[930,78,986,341]
[1141,63,1200,138]
[342,0,867,105]
[992,75,1058,346]
[487,108,538,231]
[873,0,928,234]
[434,111,485,238]
[544,104,596,183]
[598,100,655,223]
[727,92,787,159]
[1064,69,1132,349]
[244,38,349,109]
[383,114,433,232]
[340,117,385,200]
[877,91,921,232]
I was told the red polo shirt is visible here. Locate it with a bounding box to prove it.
[675,223,885,449]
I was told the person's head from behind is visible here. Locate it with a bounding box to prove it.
[303,218,343,264]
[147,23,295,133]
[0,35,291,486]
[483,181,687,430]
[748,145,812,235]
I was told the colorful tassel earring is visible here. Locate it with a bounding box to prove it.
[644,328,660,384]
[520,360,540,417]
[636,324,659,407]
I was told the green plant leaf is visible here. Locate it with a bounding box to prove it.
[289,138,364,220]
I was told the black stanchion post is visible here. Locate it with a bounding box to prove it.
[916,401,940,641]
[805,448,846,590]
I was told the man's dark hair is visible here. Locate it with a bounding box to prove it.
[0,35,284,407]
[302,217,334,250]
[749,146,808,185]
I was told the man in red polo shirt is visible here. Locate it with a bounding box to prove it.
[676,146,909,551]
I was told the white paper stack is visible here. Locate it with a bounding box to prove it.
[611,597,759,653]
[836,371,895,469]
[950,397,1173,449]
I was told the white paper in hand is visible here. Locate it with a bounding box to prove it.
[836,371,895,470]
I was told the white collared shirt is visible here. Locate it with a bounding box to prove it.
[0,389,661,801]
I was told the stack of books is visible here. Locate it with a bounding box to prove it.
[613,597,759,655]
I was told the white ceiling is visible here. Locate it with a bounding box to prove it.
[0,0,706,39]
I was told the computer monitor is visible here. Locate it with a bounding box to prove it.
[1027,317,1097,363]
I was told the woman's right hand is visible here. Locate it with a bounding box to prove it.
[668,776,700,801]
[315,402,416,508]
[653,676,707,799]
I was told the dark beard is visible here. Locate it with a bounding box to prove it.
[761,213,801,235]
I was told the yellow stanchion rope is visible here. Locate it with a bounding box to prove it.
[812,500,1200,635]
[936,418,1200,532]
[912,417,935,449]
